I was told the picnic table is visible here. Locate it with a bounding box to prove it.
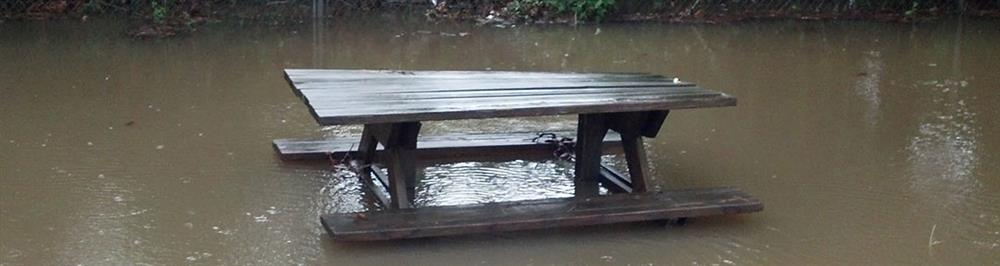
[275,69,762,241]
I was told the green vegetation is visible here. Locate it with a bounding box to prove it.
[546,0,616,21]
[905,1,921,18]
[1,0,997,23]
[150,0,167,24]
[504,0,615,22]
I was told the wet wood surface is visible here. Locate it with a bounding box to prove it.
[321,187,763,241]
[284,69,736,125]
[280,69,754,241]
[272,131,622,161]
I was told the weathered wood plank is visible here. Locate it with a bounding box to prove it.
[575,114,609,198]
[320,187,763,241]
[299,91,718,115]
[599,165,633,193]
[621,135,650,193]
[285,69,666,81]
[272,131,623,161]
[283,69,736,125]
[294,81,687,92]
[363,166,392,207]
[311,95,734,125]
[297,86,704,102]
[380,122,421,209]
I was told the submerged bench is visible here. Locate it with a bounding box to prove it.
[322,188,761,241]
[273,131,623,161]
[277,69,762,241]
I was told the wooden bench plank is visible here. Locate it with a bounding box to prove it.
[272,131,622,161]
[284,69,736,125]
[286,69,665,81]
[297,86,703,102]
[320,187,763,241]
[310,96,734,125]
[294,81,687,92]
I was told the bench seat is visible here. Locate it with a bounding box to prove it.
[272,131,622,161]
[321,187,762,241]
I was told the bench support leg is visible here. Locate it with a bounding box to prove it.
[621,135,649,192]
[578,111,669,196]
[575,114,609,198]
[356,122,421,209]
[607,110,667,193]
[386,146,417,209]
[354,126,386,207]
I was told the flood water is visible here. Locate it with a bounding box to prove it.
[1,14,998,265]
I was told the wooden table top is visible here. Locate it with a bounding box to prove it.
[284,69,736,125]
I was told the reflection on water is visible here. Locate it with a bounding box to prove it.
[1,15,999,265]
[907,79,980,206]
[855,50,883,127]
[419,160,575,206]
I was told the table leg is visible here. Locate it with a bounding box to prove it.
[620,134,649,193]
[360,122,421,209]
[575,114,609,198]
[385,143,417,209]
[600,111,669,194]
[356,126,379,169]
[354,125,390,207]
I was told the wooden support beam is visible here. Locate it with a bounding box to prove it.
[602,110,668,193]
[385,148,417,209]
[369,165,391,189]
[605,110,669,138]
[353,125,381,206]
[640,110,669,138]
[355,125,379,166]
[574,114,609,198]
[621,135,649,192]
[349,122,423,209]
[377,122,421,209]
[364,166,392,207]
[599,165,633,193]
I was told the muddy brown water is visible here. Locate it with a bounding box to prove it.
[1,15,998,265]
